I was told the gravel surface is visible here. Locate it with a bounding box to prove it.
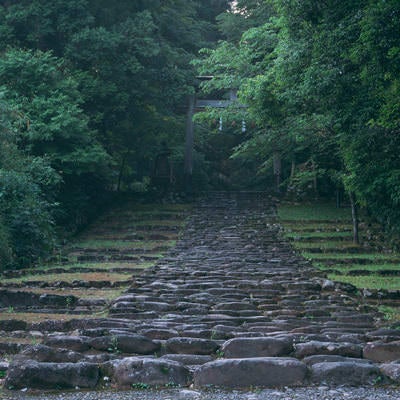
[1,387,400,400]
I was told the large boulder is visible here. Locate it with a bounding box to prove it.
[363,341,400,362]
[194,357,308,388]
[310,361,381,385]
[294,341,362,359]
[102,357,192,388]
[221,337,293,358]
[5,359,99,389]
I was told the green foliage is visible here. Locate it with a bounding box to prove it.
[0,168,56,268]
[0,216,13,268]
[196,0,400,229]
[0,97,60,268]
[0,0,231,269]
[0,48,111,175]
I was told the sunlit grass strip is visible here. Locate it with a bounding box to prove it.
[316,263,400,273]
[278,203,352,221]
[0,312,104,323]
[327,274,400,291]
[20,287,125,300]
[70,239,176,250]
[2,271,133,284]
[284,223,353,232]
[293,241,362,249]
[284,231,352,239]
[303,252,400,261]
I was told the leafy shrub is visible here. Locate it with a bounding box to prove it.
[0,170,56,268]
[0,216,13,269]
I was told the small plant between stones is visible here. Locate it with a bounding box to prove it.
[107,335,120,354]
[165,381,180,388]
[215,349,224,358]
[131,382,150,390]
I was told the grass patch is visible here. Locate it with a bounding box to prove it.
[302,252,400,261]
[0,337,43,345]
[327,274,400,291]
[18,287,125,300]
[379,306,400,323]
[4,262,154,278]
[278,202,352,221]
[284,223,352,232]
[71,239,176,250]
[0,312,100,323]
[284,231,352,239]
[2,271,133,284]
[317,263,400,273]
[293,241,362,250]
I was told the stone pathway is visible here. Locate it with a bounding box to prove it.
[3,192,400,391]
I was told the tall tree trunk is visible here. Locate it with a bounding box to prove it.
[290,159,296,181]
[273,152,281,193]
[349,192,360,245]
[117,153,127,192]
[311,159,318,195]
[184,94,195,193]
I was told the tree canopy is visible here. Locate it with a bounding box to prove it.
[1,0,399,268]
[0,0,229,268]
[196,0,400,230]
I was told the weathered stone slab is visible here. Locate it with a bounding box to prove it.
[380,362,400,383]
[90,334,160,354]
[161,354,214,365]
[363,341,400,362]
[21,344,83,363]
[194,357,308,388]
[165,337,219,355]
[139,328,179,340]
[5,360,99,389]
[103,357,192,388]
[310,361,381,385]
[221,337,293,358]
[43,335,90,352]
[294,341,362,358]
[367,329,400,342]
[303,355,372,366]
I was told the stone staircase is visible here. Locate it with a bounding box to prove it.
[3,192,400,391]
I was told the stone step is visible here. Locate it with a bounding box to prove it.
[3,191,395,391]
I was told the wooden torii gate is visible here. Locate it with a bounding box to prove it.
[184,77,246,192]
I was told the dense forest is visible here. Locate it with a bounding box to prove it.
[0,0,399,269]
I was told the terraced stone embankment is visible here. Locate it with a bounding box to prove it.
[0,201,187,364]
[2,192,400,391]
